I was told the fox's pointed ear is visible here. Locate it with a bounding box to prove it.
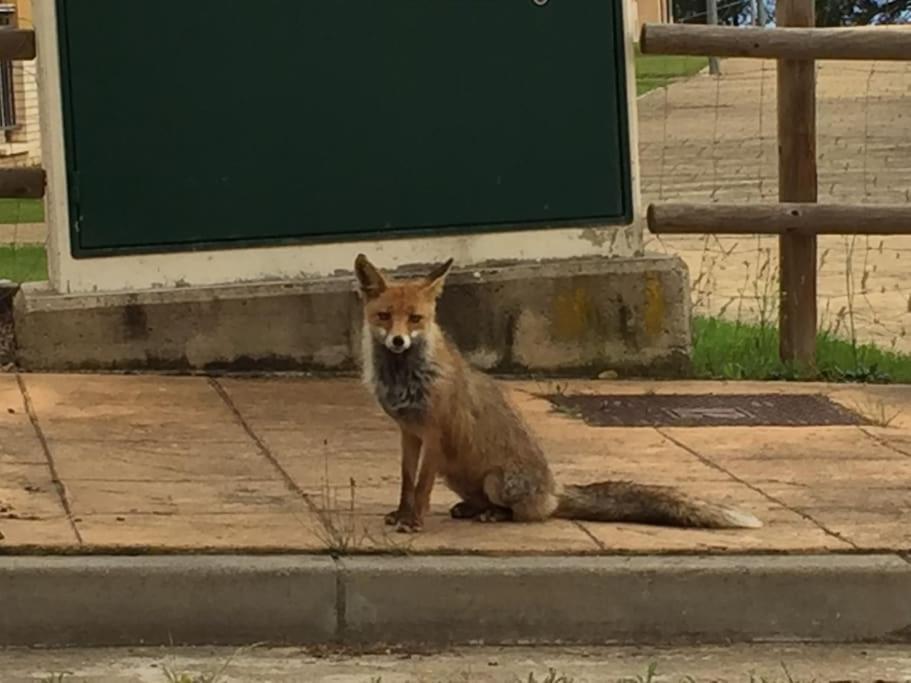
[423,257,454,298]
[354,254,387,299]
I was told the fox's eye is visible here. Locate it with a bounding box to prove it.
[377,312,391,322]
[408,314,423,324]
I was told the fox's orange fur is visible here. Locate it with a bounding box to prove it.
[354,254,763,533]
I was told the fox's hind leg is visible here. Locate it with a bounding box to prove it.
[450,499,512,522]
[448,490,511,520]
[477,506,513,522]
[481,468,557,523]
[447,489,512,522]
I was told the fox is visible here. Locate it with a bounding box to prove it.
[354,253,763,533]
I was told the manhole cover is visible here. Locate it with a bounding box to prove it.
[546,393,870,427]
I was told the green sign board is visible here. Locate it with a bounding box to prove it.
[55,0,633,257]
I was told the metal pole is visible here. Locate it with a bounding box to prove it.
[758,0,769,26]
[706,0,720,74]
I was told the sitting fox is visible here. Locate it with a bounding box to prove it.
[354,253,762,533]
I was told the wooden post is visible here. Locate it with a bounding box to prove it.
[706,0,721,75]
[777,0,818,366]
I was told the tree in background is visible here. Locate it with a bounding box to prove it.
[671,0,910,25]
[814,0,910,25]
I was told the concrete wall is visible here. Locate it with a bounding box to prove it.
[15,255,692,376]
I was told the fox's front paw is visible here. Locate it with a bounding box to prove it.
[384,508,411,526]
[393,512,424,533]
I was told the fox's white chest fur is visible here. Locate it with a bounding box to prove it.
[362,328,439,423]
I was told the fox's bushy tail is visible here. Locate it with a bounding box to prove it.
[554,481,762,529]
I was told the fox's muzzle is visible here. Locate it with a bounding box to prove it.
[385,333,412,354]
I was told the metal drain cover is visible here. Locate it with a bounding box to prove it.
[546,393,870,427]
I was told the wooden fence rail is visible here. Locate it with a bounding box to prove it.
[0,29,35,61]
[0,167,46,199]
[647,203,911,236]
[640,7,911,366]
[640,24,911,61]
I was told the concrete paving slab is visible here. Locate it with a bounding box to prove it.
[347,514,603,555]
[0,515,76,546]
[257,428,402,489]
[219,376,369,414]
[724,456,909,485]
[827,522,911,551]
[73,512,320,551]
[757,482,911,551]
[21,374,249,442]
[862,427,911,457]
[827,384,911,430]
[65,478,309,516]
[0,373,26,419]
[541,428,738,485]
[304,482,455,512]
[661,424,906,466]
[0,461,77,546]
[760,483,911,514]
[0,375,45,463]
[0,424,45,464]
[0,462,67,518]
[45,437,281,481]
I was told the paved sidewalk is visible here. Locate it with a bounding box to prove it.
[5,643,911,682]
[1,373,909,555]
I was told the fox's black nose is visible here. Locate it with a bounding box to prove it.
[391,335,405,348]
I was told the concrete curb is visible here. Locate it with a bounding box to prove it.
[2,554,911,647]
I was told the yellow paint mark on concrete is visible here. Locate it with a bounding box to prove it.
[552,286,597,341]
[644,273,665,337]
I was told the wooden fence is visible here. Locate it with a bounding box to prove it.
[642,0,911,367]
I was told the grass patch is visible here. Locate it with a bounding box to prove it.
[0,245,47,283]
[692,316,911,383]
[527,671,576,683]
[162,669,225,683]
[635,45,708,95]
[0,198,44,224]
